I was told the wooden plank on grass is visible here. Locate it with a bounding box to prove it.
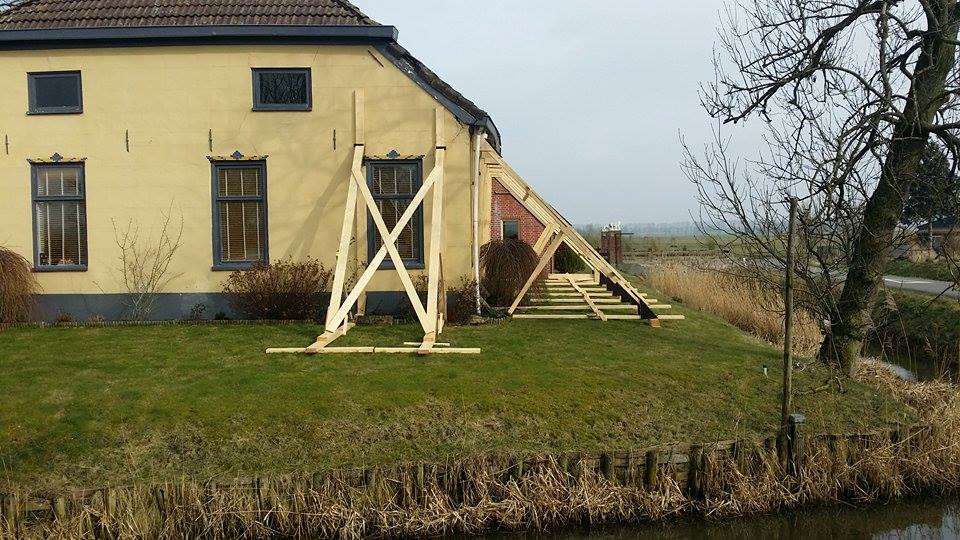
[513,314,591,319]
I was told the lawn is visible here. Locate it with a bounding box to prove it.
[0,306,912,493]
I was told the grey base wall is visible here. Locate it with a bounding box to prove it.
[34,291,422,322]
[36,293,239,322]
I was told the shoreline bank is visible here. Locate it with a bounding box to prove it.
[4,415,956,539]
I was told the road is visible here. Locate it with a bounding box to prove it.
[884,275,959,299]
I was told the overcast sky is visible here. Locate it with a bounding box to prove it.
[360,0,766,225]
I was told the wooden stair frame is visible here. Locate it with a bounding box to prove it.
[267,91,479,355]
[482,144,664,326]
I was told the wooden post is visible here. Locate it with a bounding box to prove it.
[787,413,805,478]
[781,197,798,432]
[1,493,17,532]
[644,450,659,490]
[688,445,703,500]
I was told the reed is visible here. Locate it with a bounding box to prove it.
[646,264,822,355]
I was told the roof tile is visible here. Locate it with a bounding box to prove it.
[0,0,378,29]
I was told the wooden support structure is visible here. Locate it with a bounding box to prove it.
[267,92,477,356]
[480,143,665,326]
[567,274,607,321]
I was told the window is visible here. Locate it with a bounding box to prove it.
[212,161,268,269]
[28,71,82,114]
[252,68,312,111]
[32,163,88,271]
[367,160,424,268]
[502,220,520,240]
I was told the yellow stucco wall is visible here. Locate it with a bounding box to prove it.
[0,44,477,296]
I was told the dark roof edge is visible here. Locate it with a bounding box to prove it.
[0,24,398,45]
[374,43,501,154]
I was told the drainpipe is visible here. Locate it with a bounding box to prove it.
[471,127,484,315]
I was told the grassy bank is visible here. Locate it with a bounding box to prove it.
[1,306,911,493]
[886,259,956,282]
[3,360,952,539]
[872,290,960,377]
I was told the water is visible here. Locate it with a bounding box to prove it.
[479,498,960,539]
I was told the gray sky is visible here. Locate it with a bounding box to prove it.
[361,0,766,224]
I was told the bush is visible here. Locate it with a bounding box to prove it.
[553,243,587,273]
[480,239,540,307]
[0,247,38,323]
[222,258,332,320]
[446,277,478,325]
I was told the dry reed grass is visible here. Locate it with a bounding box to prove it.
[646,264,822,355]
[0,247,38,324]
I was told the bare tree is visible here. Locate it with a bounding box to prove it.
[689,0,960,375]
[109,205,184,321]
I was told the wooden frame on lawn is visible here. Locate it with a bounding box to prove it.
[480,142,662,326]
[266,90,479,355]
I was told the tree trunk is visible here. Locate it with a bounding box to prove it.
[819,4,960,375]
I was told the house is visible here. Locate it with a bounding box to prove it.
[0,0,563,322]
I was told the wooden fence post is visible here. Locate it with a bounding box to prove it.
[644,450,659,490]
[787,413,805,478]
[1,493,17,532]
[688,445,704,500]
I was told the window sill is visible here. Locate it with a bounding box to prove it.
[251,107,312,112]
[27,110,83,116]
[211,263,264,272]
[373,261,425,271]
[33,265,87,273]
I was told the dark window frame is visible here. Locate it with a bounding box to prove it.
[27,70,83,115]
[502,219,520,240]
[251,67,312,111]
[366,159,425,270]
[210,160,269,271]
[31,161,88,272]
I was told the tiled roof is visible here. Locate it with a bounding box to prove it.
[0,0,378,30]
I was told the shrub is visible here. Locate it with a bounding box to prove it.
[55,311,75,325]
[480,239,540,307]
[553,243,587,274]
[446,277,478,325]
[0,247,38,323]
[222,258,332,320]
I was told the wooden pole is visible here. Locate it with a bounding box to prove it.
[781,197,798,432]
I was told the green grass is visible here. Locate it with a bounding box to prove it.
[0,306,912,493]
[886,259,956,282]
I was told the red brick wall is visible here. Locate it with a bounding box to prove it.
[490,179,546,244]
[490,178,553,273]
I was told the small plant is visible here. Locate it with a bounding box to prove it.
[446,277,478,326]
[0,246,38,323]
[109,205,184,321]
[213,311,230,321]
[222,258,332,320]
[55,311,75,325]
[479,239,540,307]
[188,303,207,321]
[87,313,106,325]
